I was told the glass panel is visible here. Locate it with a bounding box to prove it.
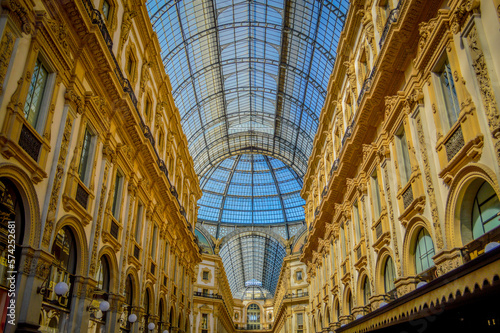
[111,172,123,219]
[396,128,412,184]
[415,229,435,274]
[472,181,500,239]
[439,59,460,128]
[146,0,350,177]
[384,256,395,293]
[371,172,382,219]
[78,128,93,185]
[102,0,110,20]
[24,59,48,128]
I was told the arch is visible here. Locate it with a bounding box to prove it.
[124,268,140,307]
[53,215,89,276]
[169,306,175,328]
[144,287,154,315]
[343,287,353,315]
[402,216,436,276]
[220,229,286,249]
[0,163,41,247]
[356,271,371,306]
[97,245,119,294]
[444,163,500,248]
[374,247,397,295]
[333,297,340,322]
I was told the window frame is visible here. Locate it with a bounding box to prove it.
[111,169,124,220]
[23,57,56,134]
[77,125,97,187]
[395,124,412,185]
[414,228,436,274]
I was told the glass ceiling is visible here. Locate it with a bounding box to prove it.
[219,232,286,297]
[146,0,349,178]
[197,154,305,230]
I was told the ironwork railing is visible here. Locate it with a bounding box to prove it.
[379,0,404,48]
[81,0,193,230]
[402,185,414,209]
[445,126,465,161]
[357,66,377,106]
[19,124,41,161]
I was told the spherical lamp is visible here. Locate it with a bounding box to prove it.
[99,300,110,312]
[485,242,500,253]
[148,323,155,331]
[54,281,69,296]
[417,281,427,288]
[128,314,138,323]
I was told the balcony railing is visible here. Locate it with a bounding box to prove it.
[379,0,404,48]
[194,291,222,299]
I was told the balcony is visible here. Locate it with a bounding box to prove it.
[194,291,222,299]
[372,212,390,252]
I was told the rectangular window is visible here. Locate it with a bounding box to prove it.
[102,0,110,20]
[78,127,95,185]
[371,171,382,219]
[145,98,151,121]
[111,171,123,219]
[297,313,303,330]
[134,202,143,242]
[202,313,208,329]
[296,271,302,281]
[203,271,209,280]
[396,126,412,184]
[127,54,134,76]
[163,241,169,274]
[340,224,347,260]
[353,202,361,243]
[438,59,460,128]
[331,242,336,271]
[151,225,158,260]
[202,288,208,295]
[23,59,49,129]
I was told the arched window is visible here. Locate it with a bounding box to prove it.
[0,179,25,295]
[335,300,340,321]
[93,256,111,324]
[96,256,110,292]
[144,289,151,325]
[471,181,500,239]
[346,291,352,315]
[49,226,76,307]
[124,275,133,329]
[383,256,396,293]
[159,299,164,331]
[363,277,371,305]
[415,229,435,274]
[247,304,261,329]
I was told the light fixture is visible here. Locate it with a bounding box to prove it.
[485,242,500,253]
[148,323,155,330]
[54,282,69,296]
[128,314,138,323]
[88,300,110,313]
[417,281,427,288]
[163,330,169,333]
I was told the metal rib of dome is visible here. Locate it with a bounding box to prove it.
[197,154,305,229]
[146,0,349,177]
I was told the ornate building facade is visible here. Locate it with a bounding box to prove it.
[301,0,500,332]
[1,0,500,332]
[0,0,201,332]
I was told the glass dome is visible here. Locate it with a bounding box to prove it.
[197,154,305,225]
